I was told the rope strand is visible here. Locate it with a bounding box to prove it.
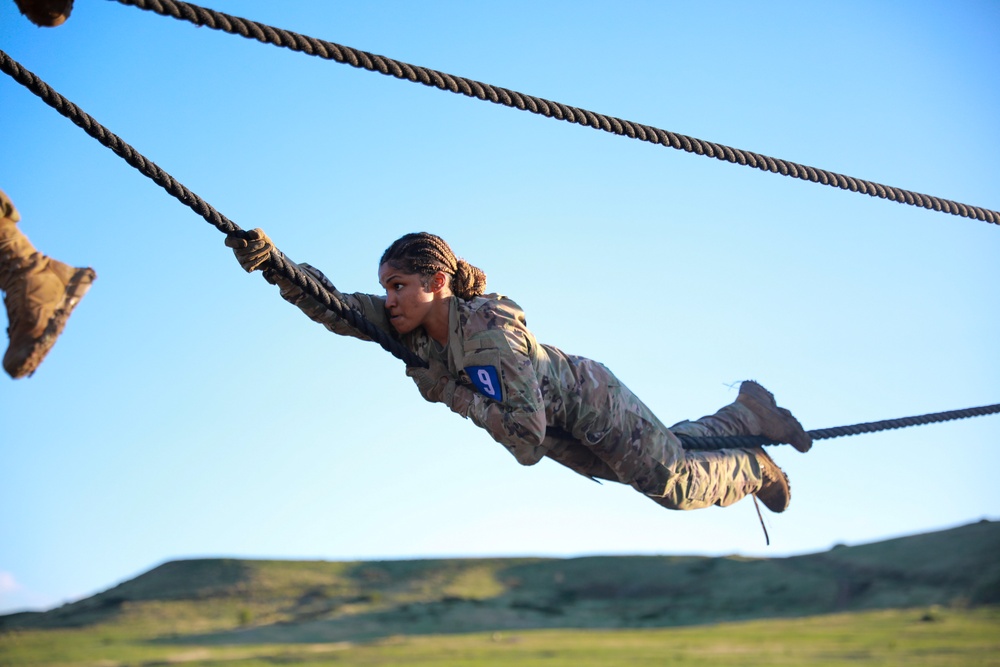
[114,0,1000,226]
[0,48,427,369]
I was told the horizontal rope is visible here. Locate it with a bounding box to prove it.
[678,403,1000,450]
[116,0,999,226]
[0,48,427,369]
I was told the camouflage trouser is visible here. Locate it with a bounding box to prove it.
[542,361,762,511]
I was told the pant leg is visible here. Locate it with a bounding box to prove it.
[655,401,763,509]
[650,447,762,510]
[668,401,759,439]
[542,432,620,483]
[567,360,762,511]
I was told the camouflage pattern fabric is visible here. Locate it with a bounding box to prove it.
[275,262,764,510]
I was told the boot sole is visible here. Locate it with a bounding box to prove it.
[753,447,791,513]
[5,267,96,378]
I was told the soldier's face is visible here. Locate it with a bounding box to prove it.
[378,264,437,335]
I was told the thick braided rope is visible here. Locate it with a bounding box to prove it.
[0,49,426,368]
[677,403,1000,451]
[115,0,1000,226]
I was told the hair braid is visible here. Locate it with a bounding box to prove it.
[380,232,487,300]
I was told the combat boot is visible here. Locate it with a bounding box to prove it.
[14,0,74,27]
[736,380,812,452]
[0,200,95,379]
[750,447,790,513]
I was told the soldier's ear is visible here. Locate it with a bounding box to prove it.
[430,270,449,293]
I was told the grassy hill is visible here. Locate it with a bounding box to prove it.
[2,520,998,646]
[1,521,998,666]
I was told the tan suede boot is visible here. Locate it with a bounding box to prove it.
[14,0,74,27]
[750,447,790,513]
[1,192,95,379]
[736,380,812,452]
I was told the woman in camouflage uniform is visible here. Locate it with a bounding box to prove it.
[228,230,811,513]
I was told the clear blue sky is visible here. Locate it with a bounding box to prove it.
[1,0,997,614]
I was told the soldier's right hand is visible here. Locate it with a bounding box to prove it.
[225,228,274,273]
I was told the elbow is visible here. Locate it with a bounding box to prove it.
[504,426,547,466]
[508,442,546,466]
[475,402,548,466]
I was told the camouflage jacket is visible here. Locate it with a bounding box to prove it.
[280,263,610,467]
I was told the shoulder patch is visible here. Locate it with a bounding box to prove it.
[465,364,502,401]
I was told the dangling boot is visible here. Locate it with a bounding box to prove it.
[736,380,812,452]
[1,191,95,379]
[13,0,74,27]
[749,447,790,513]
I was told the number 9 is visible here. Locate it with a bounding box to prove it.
[477,368,496,396]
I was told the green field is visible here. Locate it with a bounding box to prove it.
[2,606,998,666]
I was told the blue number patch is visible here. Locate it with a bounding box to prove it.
[465,365,502,401]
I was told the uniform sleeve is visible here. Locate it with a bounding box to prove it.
[267,261,393,342]
[447,302,548,466]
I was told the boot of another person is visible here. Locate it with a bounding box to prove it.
[750,447,791,513]
[14,0,74,27]
[736,380,812,452]
[0,218,95,379]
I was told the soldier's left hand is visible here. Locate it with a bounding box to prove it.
[225,228,274,273]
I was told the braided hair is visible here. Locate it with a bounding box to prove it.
[380,232,487,300]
